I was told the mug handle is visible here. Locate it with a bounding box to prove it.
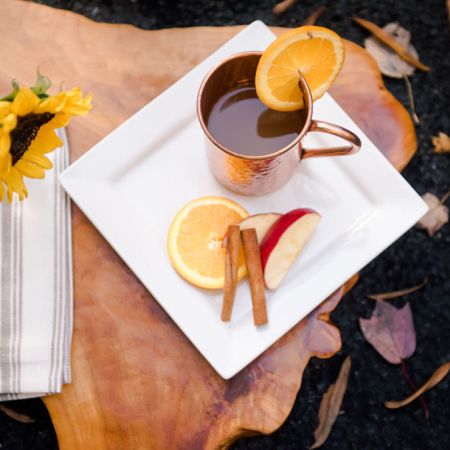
[297,73,361,160]
[301,120,361,159]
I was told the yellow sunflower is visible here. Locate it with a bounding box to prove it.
[0,75,92,202]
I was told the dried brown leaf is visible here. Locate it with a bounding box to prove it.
[363,23,420,123]
[368,277,428,301]
[385,361,450,410]
[416,192,449,237]
[303,6,326,25]
[354,17,430,71]
[272,0,297,15]
[359,302,415,365]
[311,356,351,449]
[432,132,450,153]
[364,23,417,78]
[0,404,35,423]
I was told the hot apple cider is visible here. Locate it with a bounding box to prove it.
[206,86,307,157]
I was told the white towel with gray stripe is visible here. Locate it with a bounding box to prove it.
[0,129,73,400]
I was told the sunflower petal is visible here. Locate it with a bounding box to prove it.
[0,180,4,202]
[48,112,70,129]
[1,113,17,133]
[0,152,12,176]
[0,101,11,118]
[28,124,62,154]
[61,88,92,116]
[3,167,27,202]
[22,152,53,169]
[15,159,46,179]
[33,95,63,114]
[10,87,40,116]
[0,133,11,157]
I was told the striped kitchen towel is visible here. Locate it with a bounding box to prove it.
[0,129,73,400]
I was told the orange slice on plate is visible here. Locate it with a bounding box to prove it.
[255,26,345,111]
[167,196,248,289]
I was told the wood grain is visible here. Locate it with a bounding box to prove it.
[1,1,416,449]
[328,39,416,170]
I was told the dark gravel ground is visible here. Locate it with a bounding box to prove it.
[1,0,449,449]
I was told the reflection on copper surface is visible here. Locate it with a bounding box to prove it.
[197,51,361,196]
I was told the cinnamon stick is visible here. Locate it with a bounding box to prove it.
[221,225,240,321]
[241,228,268,326]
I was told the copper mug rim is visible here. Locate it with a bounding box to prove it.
[196,51,313,161]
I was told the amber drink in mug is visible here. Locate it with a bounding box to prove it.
[197,52,361,195]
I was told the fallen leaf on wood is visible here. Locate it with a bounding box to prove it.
[272,0,297,15]
[432,132,450,153]
[311,356,351,449]
[385,361,450,410]
[303,5,326,25]
[0,404,35,423]
[364,23,417,78]
[354,17,430,71]
[368,277,428,301]
[359,301,415,364]
[415,191,449,237]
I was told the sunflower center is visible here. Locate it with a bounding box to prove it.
[10,112,55,165]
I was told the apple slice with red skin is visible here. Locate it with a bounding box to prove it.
[222,213,281,247]
[260,208,321,290]
[238,213,281,244]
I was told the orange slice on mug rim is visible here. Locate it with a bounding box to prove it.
[255,26,345,111]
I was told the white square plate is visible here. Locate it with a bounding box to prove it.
[59,21,427,379]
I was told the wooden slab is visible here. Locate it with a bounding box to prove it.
[2,1,416,449]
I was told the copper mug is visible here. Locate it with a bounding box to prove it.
[197,52,361,196]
